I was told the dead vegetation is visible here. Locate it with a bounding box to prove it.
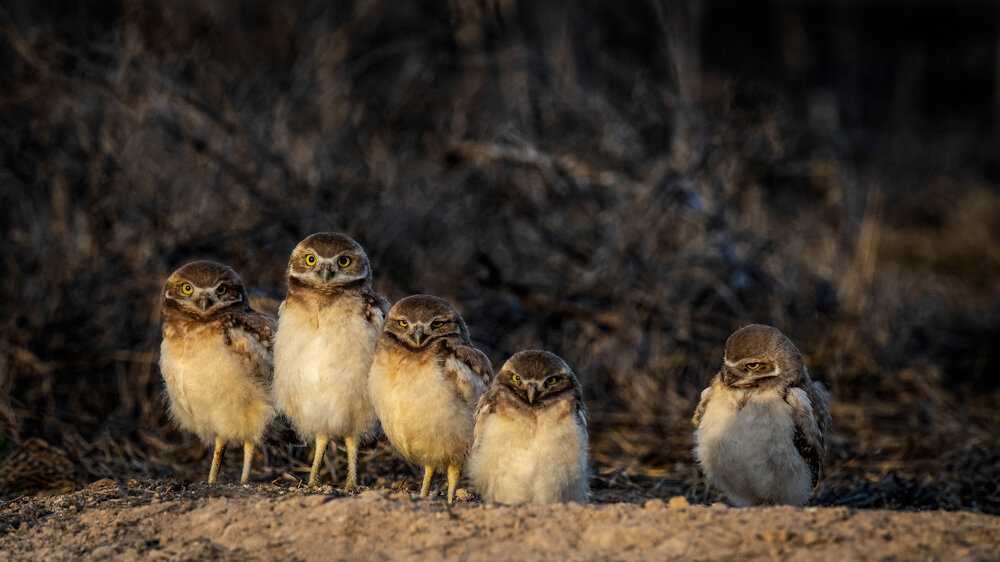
[1,0,999,515]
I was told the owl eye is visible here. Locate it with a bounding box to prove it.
[305,254,316,266]
[216,285,227,295]
[745,362,762,370]
[511,374,521,383]
[545,376,559,386]
[431,321,444,329]
[337,256,351,268]
[398,320,408,328]
[181,283,194,295]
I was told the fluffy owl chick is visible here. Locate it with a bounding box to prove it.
[467,350,589,505]
[369,295,493,503]
[160,261,276,484]
[693,324,833,506]
[273,233,389,489]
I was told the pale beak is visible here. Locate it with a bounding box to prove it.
[722,366,739,386]
[413,327,426,347]
[526,385,537,404]
[319,265,333,283]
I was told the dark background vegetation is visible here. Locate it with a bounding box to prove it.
[2,0,999,512]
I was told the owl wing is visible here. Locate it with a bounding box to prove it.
[363,289,390,328]
[222,310,277,385]
[472,387,500,442]
[691,379,717,428]
[785,386,825,485]
[439,339,493,405]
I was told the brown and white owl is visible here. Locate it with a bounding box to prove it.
[467,350,590,504]
[692,324,833,506]
[272,233,389,489]
[368,295,493,503]
[159,260,276,484]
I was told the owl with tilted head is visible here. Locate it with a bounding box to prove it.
[692,324,833,506]
[159,260,276,484]
[467,350,590,504]
[368,295,493,503]
[272,233,389,489]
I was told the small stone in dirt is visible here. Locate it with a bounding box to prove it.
[710,502,728,510]
[89,478,116,489]
[91,546,114,558]
[667,496,689,509]
[454,488,472,502]
[644,499,666,510]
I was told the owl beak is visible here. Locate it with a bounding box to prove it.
[722,367,739,386]
[319,265,334,283]
[413,327,426,347]
[197,294,211,311]
[526,384,537,404]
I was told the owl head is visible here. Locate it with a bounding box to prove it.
[163,261,248,317]
[721,324,805,389]
[383,295,469,349]
[287,232,373,292]
[497,350,580,405]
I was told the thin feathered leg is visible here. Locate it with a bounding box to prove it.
[240,441,254,484]
[345,436,358,491]
[309,434,329,487]
[420,466,434,498]
[447,464,460,504]
[208,437,225,484]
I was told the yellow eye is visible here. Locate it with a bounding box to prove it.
[398,320,408,328]
[545,376,559,386]
[337,256,351,268]
[216,285,227,295]
[511,374,521,383]
[305,254,316,266]
[431,321,444,328]
[181,283,194,295]
[745,362,762,370]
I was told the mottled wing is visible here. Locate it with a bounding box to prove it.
[472,387,501,442]
[223,310,278,385]
[785,386,825,485]
[691,379,717,428]
[440,338,493,405]
[573,383,588,428]
[363,289,391,328]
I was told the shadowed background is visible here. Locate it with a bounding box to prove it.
[2,0,999,511]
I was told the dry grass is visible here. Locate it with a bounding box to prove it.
[1,1,999,512]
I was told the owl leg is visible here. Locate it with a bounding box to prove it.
[208,437,225,484]
[240,441,254,484]
[446,464,460,504]
[308,434,329,487]
[420,466,434,498]
[344,436,358,491]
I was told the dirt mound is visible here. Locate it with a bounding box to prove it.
[2,480,998,560]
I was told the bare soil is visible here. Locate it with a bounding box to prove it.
[2,479,998,561]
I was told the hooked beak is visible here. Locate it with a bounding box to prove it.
[198,295,211,311]
[413,327,426,347]
[526,384,537,404]
[722,366,739,387]
[319,265,334,283]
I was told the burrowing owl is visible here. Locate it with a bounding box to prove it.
[159,261,276,484]
[368,295,493,503]
[692,324,833,506]
[272,233,389,489]
[467,350,589,504]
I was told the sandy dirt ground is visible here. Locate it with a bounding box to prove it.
[2,479,998,561]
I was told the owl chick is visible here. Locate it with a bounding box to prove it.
[693,324,833,506]
[272,233,389,489]
[368,295,493,503]
[159,261,276,484]
[467,350,589,504]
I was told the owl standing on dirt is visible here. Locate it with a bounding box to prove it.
[368,295,493,503]
[467,350,590,504]
[159,261,276,484]
[692,324,833,506]
[272,233,389,489]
